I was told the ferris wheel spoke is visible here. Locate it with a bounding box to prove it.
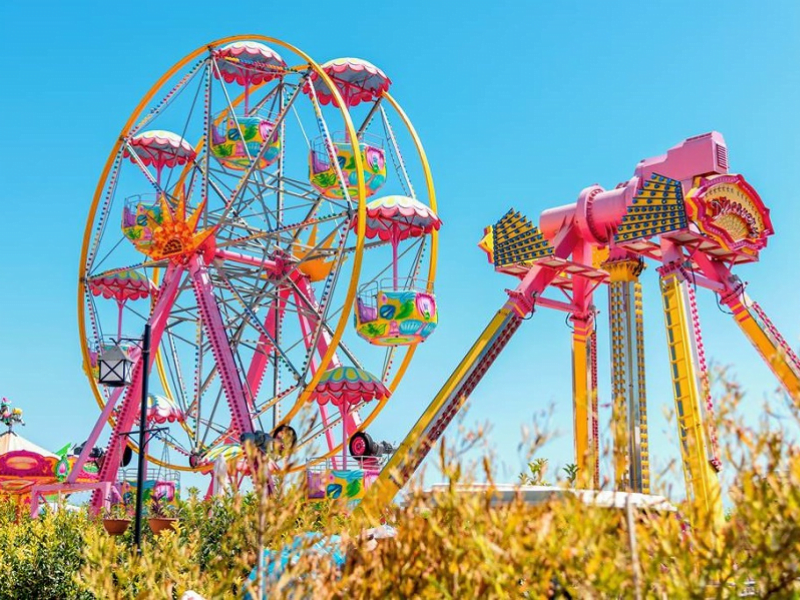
[342,239,390,254]
[198,387,227,448]
[205,163,322,207]
[292,243,350,379]
[213,264,304,381]
[122,140,161,191]
[381,104,415,198]
[85,158,123,272]
[201,63,214,231]
[130,59,207,137]
[214,210,349,250]
[202,384,298,453]
[208,57,266,185]
[356,97,382,137]
[214,69,311,227]
[248,82,283,117]
[192,161,241,215]
[207,54,282,149]
[305,78,354,209]
[289,278,363,371]
[161,69,207,196]
[195,364,218,409]
[88,238,131,276]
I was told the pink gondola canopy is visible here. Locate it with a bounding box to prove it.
[213,41,287,87]
[123,130,197,170]
[87,269,151,303]
[310,367,390,407]
[355,195,442,242]
[305,58,391,108]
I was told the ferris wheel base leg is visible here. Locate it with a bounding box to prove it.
[30,481,112,518]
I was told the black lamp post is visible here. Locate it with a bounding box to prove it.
[133,323,150,549]
[96,323,151,550]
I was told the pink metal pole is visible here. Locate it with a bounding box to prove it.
[244,287,291,406]
[342,400,348,469]
[392,227,399,290]
[189,255,254,437]
[66,375,135,484]
[214,248,280,273]
[116,301,124,341]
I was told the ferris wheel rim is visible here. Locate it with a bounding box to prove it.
[277,89,440,471]
[78,34,368,470]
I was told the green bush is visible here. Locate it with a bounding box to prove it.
[0,503,93,599]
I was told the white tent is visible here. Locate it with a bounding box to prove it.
[0,431,58,459]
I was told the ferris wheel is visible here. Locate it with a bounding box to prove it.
[79,36,440,485]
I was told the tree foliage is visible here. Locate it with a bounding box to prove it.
[0,370,799,598]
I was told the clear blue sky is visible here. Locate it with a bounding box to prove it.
[1,1,799,500]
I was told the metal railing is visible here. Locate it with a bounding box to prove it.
[357,277,435,299]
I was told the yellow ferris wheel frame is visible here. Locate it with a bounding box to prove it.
[78,35,437,473]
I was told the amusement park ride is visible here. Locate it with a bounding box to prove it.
[25,36,799,531]
[360,130,800,528]
[30,35,440,513]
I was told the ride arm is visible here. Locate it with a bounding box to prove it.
[357,297,525,521]
[721,288,800,405]
[693,253,800,405]
[357,222,577,522]
[659,265,723,527]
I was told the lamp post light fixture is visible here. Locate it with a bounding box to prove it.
[97,344,133,388]
[96,323,152,550]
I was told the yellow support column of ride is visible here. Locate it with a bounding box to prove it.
[572,316,598,489]
[659,271,723,528]
[604,257,650,494]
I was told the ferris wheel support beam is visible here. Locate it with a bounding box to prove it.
[67,352,140,484]
[244,287,291,408]
[189,255,254,438]
[86,265,184,514]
